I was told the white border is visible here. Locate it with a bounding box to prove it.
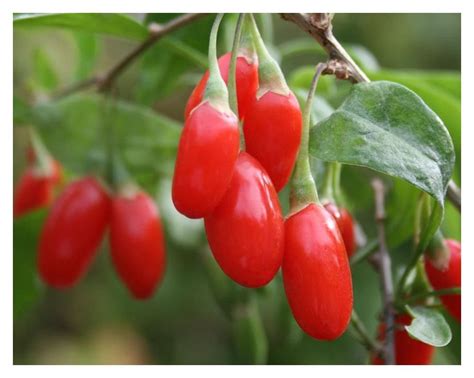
[2,0,474,376]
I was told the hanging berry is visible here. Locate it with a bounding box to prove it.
[38,177,110,288]
[173,14,240,219]
[424,237,461,321]
[14,131,63,218]
[109,187,166,299]
[282,63,353,340]
[242,15,302,192]
[205,152,284,288]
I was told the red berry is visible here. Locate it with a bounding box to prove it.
[204,152,284,288]
[324,202,356,257]
[14,169,54,217]
[424,239,461,321]
[38,177,110,288]
[14,158,63,218]
[282,203,353,340]
[109,190,166,299]
[184,52,258,120]
[243,91,302,192]
[372,314,435,365]
[172,101,240,218]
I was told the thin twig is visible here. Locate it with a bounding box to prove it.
[280,12,461,211]
[350,310,381,355]
[399,287,461,306]
[371,178,395,365]
[447,180,461,211]
[53,13,209,98]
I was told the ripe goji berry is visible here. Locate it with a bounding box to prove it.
[424,239,461,321]
[205,152,284,288]
[172,101,240,218]
[109,190,166,299]
[184,52,258,120]
[324,202,356,257]
[38,177,110,288]
[14,158,63,218]
[282,203,353,340]
[372,314,435,365]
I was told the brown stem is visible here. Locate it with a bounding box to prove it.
[54,13,209,97]
[280,12,461,211]
[371,178,395,365]
[447,180,461,211]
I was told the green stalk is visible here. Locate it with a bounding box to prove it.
[228,13,245,118]
[29,127,53,175]
[203,14,230,113]
[289,63,326,212]
[247,14,289,97]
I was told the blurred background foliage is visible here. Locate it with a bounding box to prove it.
[13,13,461,364]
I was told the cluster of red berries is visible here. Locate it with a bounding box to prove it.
[14,148,166,300]
[172,15,356,341]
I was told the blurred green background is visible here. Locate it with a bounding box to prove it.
[13,13,461,364]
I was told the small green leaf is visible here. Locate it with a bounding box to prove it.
[14,210,47,319]
[14,96,32,125]
[33,49,58,91]
[310,81,455,247]
[405,305,452,347]
[135,13,212,105]
[73,32,99,80]
[31,94,182,191]
[14,13,147,40]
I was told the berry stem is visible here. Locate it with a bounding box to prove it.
[228,13,245,117]
[247,14,289,97]
[29,127,52,175]
[289,63,326,212]
[204,14,230,111]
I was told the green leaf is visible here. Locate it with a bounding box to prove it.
[31,94,181,190]
[311,80,454,204]
[33,49,58,91]
[368,69,460,183]
[14,13,147,40]
[73,32,99,80]
[135,13,212,105]
[14,210,47,319]
[405,305,452,347]
[14,96,32,125]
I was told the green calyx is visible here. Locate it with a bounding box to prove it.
[204,13,232,114]
[425,229,451,271]
[289,63,327,213]
[247,14,289,98]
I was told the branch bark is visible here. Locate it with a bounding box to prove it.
[371,178,395,365]
[280,12,461,212]
[53,13,208,98]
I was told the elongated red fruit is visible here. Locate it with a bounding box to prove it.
[14,159,63,218]
[184,52,258,120]
[38,177,110,288]
[283,203,353,340]
[372,314,435,365]
[109,190,166,299]
[205,152,284,288]
[243,91,302,192]
[424,239,461,321]
[324,202,356,257]
[172,101,240,218]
